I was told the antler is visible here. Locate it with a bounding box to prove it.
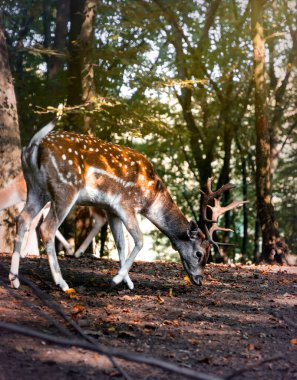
[200,177,248,251]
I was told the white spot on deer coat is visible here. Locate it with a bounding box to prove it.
[48,153,70,185]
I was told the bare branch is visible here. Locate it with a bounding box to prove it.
[0,321,223,380]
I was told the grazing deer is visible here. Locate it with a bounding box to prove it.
[9,119,245,291]
[0,172,107,257]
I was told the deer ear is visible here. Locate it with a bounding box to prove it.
[187,220,205,240]
[187,220,199,240]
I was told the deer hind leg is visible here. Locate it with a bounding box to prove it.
[107,213,134,290]
[10,199,45,288]
[74,208,107,258]
[39,196,77,291]
[55,229,74,256]
[111,213,143,288]
[20,202,51,258]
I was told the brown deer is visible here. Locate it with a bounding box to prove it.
[9,120,245,291]
[0,172,107,257]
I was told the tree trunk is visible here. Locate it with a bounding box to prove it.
[251,0,289,264]
[79,0,97,133]
[67,0,84,122]
[48,0,70,80]
[66,0,98,248]
[0,17,22,252]
[253,215,261,263]
[42,0,51,75]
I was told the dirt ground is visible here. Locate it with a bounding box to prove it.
[0,252,296,380]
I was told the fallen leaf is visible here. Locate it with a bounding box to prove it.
[71,304,85,315]
[247,343,255,350]
[65,288,76,295]
[15,345,24,353]
[183,275,191,284]
[189,338,199,346]
[157,294,165,304]
[65,288,79,299]
[290,338,297,345]
[211,299,222,306]
[277,279,290,285]
[167,288,173,297]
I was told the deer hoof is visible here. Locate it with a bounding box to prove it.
[111,274,122,285]
[124,276,134,290]
[9,273,20,289]
[74,251,83,258]
[58,280,69,292]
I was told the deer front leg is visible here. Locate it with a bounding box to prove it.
[107,213,134,290]
[111,215,143,289]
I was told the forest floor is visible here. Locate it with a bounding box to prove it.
[0,252,296,380]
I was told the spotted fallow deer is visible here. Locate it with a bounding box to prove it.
[0,172,107,257]
[9,119,246,291]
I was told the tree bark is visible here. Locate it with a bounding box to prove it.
[80,0,97,132]
[48,0,70,80]
[0,16,22,252]
[251,0,289,264]
[66,0,97,248]
[67,0,84,115]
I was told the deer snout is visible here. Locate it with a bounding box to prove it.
[191,275,203,286]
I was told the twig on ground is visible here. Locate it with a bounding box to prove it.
[224,354,285,380]
[270,310,297,329]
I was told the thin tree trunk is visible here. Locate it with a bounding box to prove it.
[80,0,97,133]
[48,0,70,80]
[67,0,84,119]
[241,154,248,261]
[0,16,22,252]
[42,0,51,75]
[66,0,98,249]
[251,0,289,264]
[253,215,261,263]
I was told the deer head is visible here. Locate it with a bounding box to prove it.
[185,176,248,284]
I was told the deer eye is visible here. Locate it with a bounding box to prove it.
[196,251,203,260]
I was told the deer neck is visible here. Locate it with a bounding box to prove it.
[145,188,189,245]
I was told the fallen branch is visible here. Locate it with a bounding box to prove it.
[0,263,131,380]
[0,321,223,380]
